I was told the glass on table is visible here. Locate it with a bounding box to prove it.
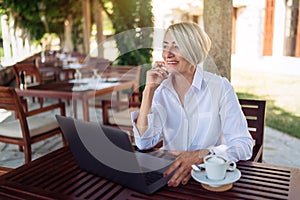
[74,69,82,80]
[92,69,101,79]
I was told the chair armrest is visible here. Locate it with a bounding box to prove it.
[102,100,128,125]
[101,100,141,125]
[26,101,66,117]
[129,91,142,103]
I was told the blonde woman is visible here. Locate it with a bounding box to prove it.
[131,22,253,187]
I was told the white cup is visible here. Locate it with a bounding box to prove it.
[201,155,236,181]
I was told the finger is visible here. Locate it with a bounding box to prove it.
[181,174,192,185]
[164,160,180,177]
[154,61,165,68]
[155,69,168,77]
[168,165,191,187]
[168,150,181,156]
[167,167,184,187]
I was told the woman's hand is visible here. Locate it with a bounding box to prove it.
[145,61,169,88]
[164,149,210,187]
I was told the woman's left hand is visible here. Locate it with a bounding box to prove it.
[164,149,210,187]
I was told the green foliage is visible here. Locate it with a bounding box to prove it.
[100,0,154,66]
[0,0,81,41]
[0,0,154,66]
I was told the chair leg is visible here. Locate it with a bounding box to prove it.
[24,145,32,164]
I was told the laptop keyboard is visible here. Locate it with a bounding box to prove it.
[143,170,164,185]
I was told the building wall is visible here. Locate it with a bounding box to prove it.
[234,0,266,59]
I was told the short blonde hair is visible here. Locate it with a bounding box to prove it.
[165,22,211,65]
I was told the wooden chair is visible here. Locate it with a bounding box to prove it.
[92,66,141,109]
[0,86,66,164]
[13,63,44,107]
[239,99,266,162]
[101,91,141,142]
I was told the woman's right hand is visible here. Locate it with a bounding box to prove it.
[145,61,169,88]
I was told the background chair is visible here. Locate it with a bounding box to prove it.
[0,86,66,164]
[13,63,45,107]
[239,99,266,162]
[101,90,142,142]
[92,65,141,109]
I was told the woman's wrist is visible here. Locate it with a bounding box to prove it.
[143,84,158,96]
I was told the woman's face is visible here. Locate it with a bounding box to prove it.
[162,31,193,74]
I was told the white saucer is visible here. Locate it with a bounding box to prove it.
[191,168,241,187]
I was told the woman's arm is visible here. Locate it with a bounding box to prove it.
[215,79,254,161]
[135,63,169,136]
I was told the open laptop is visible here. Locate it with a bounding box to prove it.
[55,115,176,194]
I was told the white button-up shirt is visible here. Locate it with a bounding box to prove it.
[131,67,253,161]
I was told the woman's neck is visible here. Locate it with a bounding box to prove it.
[172,66,196,105]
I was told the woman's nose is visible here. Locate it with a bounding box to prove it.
[163,49,175,58]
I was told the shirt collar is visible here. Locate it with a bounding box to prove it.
[192,64,204,90]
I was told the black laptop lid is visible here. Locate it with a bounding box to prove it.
[55,115,171,194]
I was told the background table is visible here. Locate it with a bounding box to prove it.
[16,80,135,121]
[0,146,299,200]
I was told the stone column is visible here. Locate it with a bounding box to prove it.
[203,0,232,80]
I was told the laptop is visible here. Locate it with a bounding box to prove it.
[55,115,176,194]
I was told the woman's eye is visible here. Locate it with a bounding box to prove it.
[163,45,169,49]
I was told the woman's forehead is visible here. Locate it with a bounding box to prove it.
[163,32,177,44]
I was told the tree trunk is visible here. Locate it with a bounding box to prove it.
[82,0,91,54]
[1,15,12,64]
[63,15,74,52]
[203,0,232,80]
[93,0,104,57]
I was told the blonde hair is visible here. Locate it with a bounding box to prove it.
[165,22,211,66]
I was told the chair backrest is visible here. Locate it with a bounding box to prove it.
[0,87,30,138]
[102,65,141,89]
[13,63,42,87]
[239,99,266,162]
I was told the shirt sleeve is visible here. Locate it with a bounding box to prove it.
[211,78,254,162]
[130,107,163,150]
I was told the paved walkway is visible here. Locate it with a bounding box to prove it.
[264,126,300,168]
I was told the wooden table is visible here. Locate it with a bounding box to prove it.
[16,80,135,121]
[0,147,298,200]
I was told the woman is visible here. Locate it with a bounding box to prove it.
[131,22,253,187]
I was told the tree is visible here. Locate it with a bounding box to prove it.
[99,0,154,66]
[0,0,82,49]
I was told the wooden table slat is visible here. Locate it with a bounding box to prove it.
[39,164,79,189]
[71,175,103,197]
[230,185,289,200]
[241,174,290,186]
[88,184,124,200]
[6,147,70,182]
[0,181,66,200]
[55,171,90,193]
[238,163,291,174]
[63,173,96,195]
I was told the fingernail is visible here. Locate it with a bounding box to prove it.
[167,181,171,186]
